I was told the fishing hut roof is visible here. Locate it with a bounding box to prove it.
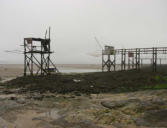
[24,38,49,42]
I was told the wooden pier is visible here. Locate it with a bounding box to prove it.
[102,47,167,72]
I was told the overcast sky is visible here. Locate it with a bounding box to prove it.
[0,0,167,64]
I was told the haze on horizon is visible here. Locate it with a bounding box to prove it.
[0,0,167,64]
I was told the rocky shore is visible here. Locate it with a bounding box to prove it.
[0,87,167,128]
[0,66,167,128]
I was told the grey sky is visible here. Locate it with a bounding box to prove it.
[0,0,167,64]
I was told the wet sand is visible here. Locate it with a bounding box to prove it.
[0,64,23,82]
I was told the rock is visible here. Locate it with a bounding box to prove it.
[133,109,167,127]
[113,123,127,128]
[133,118,150,126]
[44,94,56,98]
[0,86,5,89]
[33,95,43,100]
[152,99,166,105]
[51,117,102,128]
[0,100,21,115]
[32,93,44,100]
[101,98,140,109]
[73,79,81,83]
[127,98,140,103]
[32,117,45,121]
[16,98,26,104]
[0,117,9,128]
[101,100,126,109]
[65,95,75,99]
[72,91,81,96]
[17,88,27,94]
[10,96,17,101]
[3,90,14,94]
[142,109,167,127]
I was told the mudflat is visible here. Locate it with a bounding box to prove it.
[0,64,101,81]
[0,64,23,82]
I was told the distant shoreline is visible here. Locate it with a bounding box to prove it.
[0,64,102,69]
[0,64,102,82]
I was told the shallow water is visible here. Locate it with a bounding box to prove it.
[58,67,101,73]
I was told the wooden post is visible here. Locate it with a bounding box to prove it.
[101,47,167,73]
[41,41,43,75]
[132,56,134,69]
[121,49,123,71]
[155,48,157,72]
[135,48,140,71]
[114,51,116,71]
[24,39,27,76]
[31,42,33,75]
[136,48,138,70]
[138,49,140,71]
[152,47,157,72]
[102,50,104,72]
[48,27,51,74]
[141,59,143,68]
[128,55,130,70]
[124,49,126,70]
